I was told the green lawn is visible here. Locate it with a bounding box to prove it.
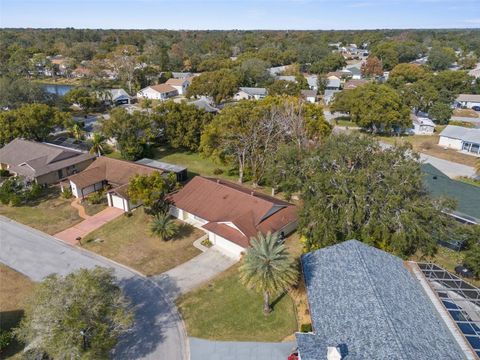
[0,264,35,359]
[82,209,203,275]
[82,199,108,217]
[177,264,298,342]
[0,188,82,235]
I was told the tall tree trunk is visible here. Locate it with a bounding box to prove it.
[263,291,271,314]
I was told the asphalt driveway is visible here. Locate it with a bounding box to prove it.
[0,216,187,360]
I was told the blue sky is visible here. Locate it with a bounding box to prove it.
[1,0,480,29]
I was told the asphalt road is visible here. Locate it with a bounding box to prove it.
[0,216,187,360]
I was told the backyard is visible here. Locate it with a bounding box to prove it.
[0,265,35,359]
[0,187,82,235]
[82,209,203,275]
[177,264,298,342]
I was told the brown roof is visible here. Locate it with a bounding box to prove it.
[0,139,95,179]
[165,78,189,86]
[149,84,177,94]
[170,177,298,248]
[343,79,369,90]
[69,156,160,191]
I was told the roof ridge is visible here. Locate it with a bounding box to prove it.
[354,242,408,360]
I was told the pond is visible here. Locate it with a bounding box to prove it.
[42,84,74,96]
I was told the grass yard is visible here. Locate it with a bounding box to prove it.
[0,188,82,235]
[0,264,35,359]
[378,134,478,167]
[453,108,479,118]
[82,200,108,217]
[82,209,203,275]
[177,264,298,342]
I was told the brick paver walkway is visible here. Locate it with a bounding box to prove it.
[54,207,123,245]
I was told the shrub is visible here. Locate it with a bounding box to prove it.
[0,329,13,352]
[420,141,432,150]
[0,169,10,177]
[213,168,224,175]
[201,238,213,248]
[300,323,312,333]
[88,190,105,205]
[62,187,73,199]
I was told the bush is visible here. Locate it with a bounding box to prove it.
[201,238,213,248]
[62,187,73,199]
[0,329,13,352]
[213,168,224,175]
[300,323,312,333]
[88,190,105,205]
[0,169,10,177]
[420,141,432,150]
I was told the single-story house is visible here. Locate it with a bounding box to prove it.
[136,84,178,100]
[188,98,219,113]
[422,163,480,224]
[345,65,362,79]
[234,87,267,101]
[343,79,368,90]
[455,94,480,109]
[171,72,192,79]
[135,158,188,182]
[0,139,95,185]
[410,114,436,135]
[438,125,480,156]
[98,89,131,106]
[305,75,318,91]
[276,75,297,83]
[68,156,160,212]
[325,76,341,90]
[268,65,290,76]
[165,77,192,95]
[301,89,317,103]
[169,176,298,258]
[296,240,469,360]
[323,89,340,105]
[468,64,480,79]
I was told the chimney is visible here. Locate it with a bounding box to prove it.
[327,347,342,360]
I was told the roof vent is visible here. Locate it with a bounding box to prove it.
[327,347,342,360]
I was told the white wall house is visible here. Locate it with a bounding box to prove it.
[455,94,480,109]
[165,78,191,95]
[234,87,267,101]
[136,84,178,100]
[438,125,480,156]
[411,115,436,135]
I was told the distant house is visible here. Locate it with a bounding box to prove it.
[422,163,480,224]
[301,89,317,103]
[268,65,290,76]
[0,139,95,185]
[325,76,341,90]
[296,240,468,360]
[188,98,219,113]
[98,89,131,106]
[135,158,188,182]
[171,72,192,79]
[323,89,339,105]
[468,64,480,79]
[410,114,436,135]
[343,79,368,90]
[455,94,480,109]
[169,176,298,258]
[345,65,362,79]
[165,77,192,95]
[136,84,178,100]
[276,75,297,83]
[234,87,267,100]
[305,75,318,91]
[68,156,160,212]
[438,125,480,156]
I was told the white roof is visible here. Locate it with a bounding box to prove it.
[456,94,480,103]
[238,87,267,96]
[110,89,131,101]
[439,125,480,144]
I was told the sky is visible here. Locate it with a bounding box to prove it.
[1,0,480,30]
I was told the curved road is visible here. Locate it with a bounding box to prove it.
[0,216,187,360]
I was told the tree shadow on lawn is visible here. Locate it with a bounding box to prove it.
[270,292,288,311]
[114,275,183,359]
[21,187,63,207]
[170,223,195,241]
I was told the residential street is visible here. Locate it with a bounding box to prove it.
[0,216,188,360]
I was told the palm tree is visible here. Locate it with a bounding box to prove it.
[150,213,179,241]
[239,232,298,314]
[70,123,84,141]
[90,132,106,157]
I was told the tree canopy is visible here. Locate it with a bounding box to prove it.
[187,69,240,103]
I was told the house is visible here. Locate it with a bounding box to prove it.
[438,125,480,156]
[276,75,297,83]
[136,84,178,100]
[410,114,436,135]
[301,89,317,103]
[171,72,192,79]
[468,64,480,79]
[345,65,362,79]
[323,89,339,105]
[135,158,188,182]
[343,79,368,90]
[296,240,469,360]
[165,77,192,95]
[234,87,267,100]
[305,75,318,91]
[169,176,298,258]
[98,89,131,106]
[325,76,341,90]
[268,65,290,76]
[455,94,480,109]
[0,139,95,185]
[68,156,160,212]
[422,163,480,224]
[188,98,219,113]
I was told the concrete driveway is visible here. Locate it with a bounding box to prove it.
[153,246,237,300]
[54,207,123,245]
[0,216,187,360]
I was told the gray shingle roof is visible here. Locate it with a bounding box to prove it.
[439,125,480,144]
[238,87,267,96]
[456,94,480,103]
[297,240,465,360]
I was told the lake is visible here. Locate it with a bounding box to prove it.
[42,84,74,96]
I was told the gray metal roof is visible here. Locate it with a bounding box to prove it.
[456,94,480,103]
[439,125,480,144]
[296,240,466,360]
[238,87,267,96]
[135,158,186,173]
[276,75,297,82]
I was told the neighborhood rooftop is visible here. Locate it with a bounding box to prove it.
[135,158,187,173]
[439,125,480,144]
[296,240,467,360]
[238,87,267,96]
[456,94,480,102]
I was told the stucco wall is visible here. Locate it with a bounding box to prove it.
[438,136,463,150]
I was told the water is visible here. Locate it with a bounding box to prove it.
[42,84,74,96]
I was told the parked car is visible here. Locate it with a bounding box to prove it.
[455,264,474,278]
[471,105,480,111]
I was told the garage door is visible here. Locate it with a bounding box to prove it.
[211,233,244,259]
[111,195,125,211]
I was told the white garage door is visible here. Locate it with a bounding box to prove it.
[210,233,244,259]
[111,195,125,211]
